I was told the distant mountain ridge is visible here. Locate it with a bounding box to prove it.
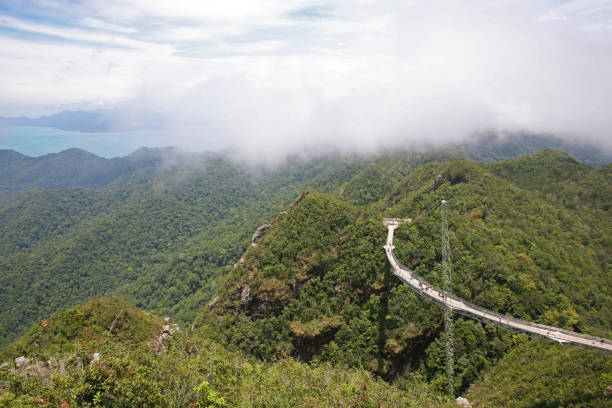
[0,147,183,197]
[0,108,166,132]
[1,134,610,200]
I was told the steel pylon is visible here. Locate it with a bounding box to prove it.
[441,200,455,396]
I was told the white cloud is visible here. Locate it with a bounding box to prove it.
[0,0,611,159]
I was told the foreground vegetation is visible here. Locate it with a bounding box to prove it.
[0,299,452,407]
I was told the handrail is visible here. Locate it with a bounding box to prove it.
[383,219,612,353]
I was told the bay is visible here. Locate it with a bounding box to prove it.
[0,126,175,158]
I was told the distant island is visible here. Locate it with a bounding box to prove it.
[0,108,166,133]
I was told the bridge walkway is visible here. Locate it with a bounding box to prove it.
[383,219,612,353]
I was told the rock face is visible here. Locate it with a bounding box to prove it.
[239,285,251,306]
[456,397,471,407]
[233,256,245,269]
[431,173,444,191]
[148,321,180,353]
[15,356,29,369]
[291,190,310,210]
[252,224,271,246]
[162,324,179,336]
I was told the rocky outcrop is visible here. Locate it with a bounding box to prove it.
[456,397,471,407]
[233,256,245,269]
[208,296,219,309]
[90,352,101,363]
[148,321,180,353]
[252,224,271,246]
[14,356,29,369]
[291,190,310,210]
[431,173,443,191]
[239,285,251,306]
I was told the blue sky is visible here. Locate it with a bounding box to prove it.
[1,1,611,159]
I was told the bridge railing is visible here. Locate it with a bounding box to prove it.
[387,250,612,348]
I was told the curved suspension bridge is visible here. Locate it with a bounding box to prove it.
[383,217,612,353]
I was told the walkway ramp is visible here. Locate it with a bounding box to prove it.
[384,219,612,353]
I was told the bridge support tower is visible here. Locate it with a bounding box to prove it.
[441,200,455,396]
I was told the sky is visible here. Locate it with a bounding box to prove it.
[0,0,611,161]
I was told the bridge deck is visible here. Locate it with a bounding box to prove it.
[384,219,612,353]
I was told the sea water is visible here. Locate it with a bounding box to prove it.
[0,126,175,158]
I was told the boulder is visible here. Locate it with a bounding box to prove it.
[456,397,471,407]
[15,356,29,369]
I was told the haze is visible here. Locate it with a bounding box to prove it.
[1,0,611,162]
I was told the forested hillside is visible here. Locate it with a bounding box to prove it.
[0,143,610,406]
[3,136,605,347]
[202,153,611,400]
[0,147,166,197]
[0,153,370,347]
[1,299,452,407]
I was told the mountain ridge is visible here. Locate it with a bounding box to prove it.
[0,147,609,406]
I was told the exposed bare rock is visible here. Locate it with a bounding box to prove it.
[15,356,29,369]
[149,323,180,353]
[605,385,612,396]
[252,224,271,246]
[431,173,444,191]
[240,285,251,306]
[162,323,180,335]
[291,190,310,210]
[148,338,163,353]
[233,256,245,269]
[0,362,9,369]
[208,296,219,309]
[456,397,471,407]
[91,353,101,363]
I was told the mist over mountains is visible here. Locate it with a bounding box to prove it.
[0,140,609,406]
[1,1,611,404]
[1,133,609,200]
